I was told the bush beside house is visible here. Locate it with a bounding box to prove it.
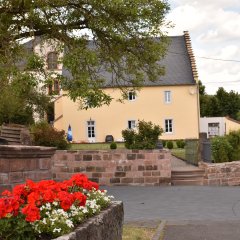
[211,130,240,163]
[122,120,163,150]
[31,121,70,150]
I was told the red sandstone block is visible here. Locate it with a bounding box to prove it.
[121,178,133,184]
[102,173,114,178]
[0,159,9,172]
[39,158,52,170]
[103,154,112,161]
[143,172,151,177]
[36,171,52,180]
[92,173,102,178]
[9,159,26,172]
[159,177,171,184]
[145,177,158,183]
[9,172,24,183]
[93,155,102,161]
[152,171,160,176]
[55,172,71,181]
[0,173,9,184]
[208,179,220,186]
[133,178,144,183]
[24,172,37,181]
[99,178,110,186]
[115,172,126,177]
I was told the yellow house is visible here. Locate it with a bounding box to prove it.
[53,31,200,142]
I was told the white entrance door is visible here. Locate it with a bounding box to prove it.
[87,121,96,142]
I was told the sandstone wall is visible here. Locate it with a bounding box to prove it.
[0,145,55,192]
[52,149,171,186]
[54,201,123,240]
[199,161,240,186]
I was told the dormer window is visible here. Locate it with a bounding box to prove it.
[128,91,136,101]
[47,52,58,70]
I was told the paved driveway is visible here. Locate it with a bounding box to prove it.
[105,186,240,222]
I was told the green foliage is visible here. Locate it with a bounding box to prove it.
[31,121,70,150]
[227,130,240,149]
[211,136,233,163]
[176,140,185,148]
[122,120,163,149]
[166,141,173,149]
[110,142,117,149]
[0,215,36,240]
[0,71,50,125]
[200,84,240,120]
[162,140,167,147]
[0,0,170,108]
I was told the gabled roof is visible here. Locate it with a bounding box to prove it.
[23,32,198,87]
[62,31,198,87]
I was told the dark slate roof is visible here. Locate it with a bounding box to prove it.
[62,35,196,87]
[155,36,196,86]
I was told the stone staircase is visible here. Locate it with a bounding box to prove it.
[0,125,24,145]
[171,169,205,186]
[171,155,204,186]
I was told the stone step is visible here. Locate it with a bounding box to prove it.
[172,179,203,186]
[171,169,204,186]
[172,174,204,180]
[172,169,204,175]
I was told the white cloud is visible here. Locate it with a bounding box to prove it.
[167,0,240,94]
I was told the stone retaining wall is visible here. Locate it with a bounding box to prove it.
[54,201,123,240]
[199,161,240,186]
[52,149,171,186]
[0,145,55,192]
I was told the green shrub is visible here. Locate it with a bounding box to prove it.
[211,136,233,163]
[176,140,185,148]
[122,120,163,149]
[167,141,173,149]
[110,142,117,149]
[162,140,167,147]
[227,130,240,149]
[31,121,70,150]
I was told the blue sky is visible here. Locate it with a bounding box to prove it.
[166,0,240,94]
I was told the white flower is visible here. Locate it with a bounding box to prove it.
[66,219,74,228]
[53,228,62,233]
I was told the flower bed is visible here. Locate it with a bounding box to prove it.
[0,174,115,240]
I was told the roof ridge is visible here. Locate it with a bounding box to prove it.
[184,31,198,82]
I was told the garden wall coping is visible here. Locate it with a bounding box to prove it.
[53,201,124,240]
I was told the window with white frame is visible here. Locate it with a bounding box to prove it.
[128,120,136,129]
[87,121,95,138]
[164,91,171,103]
[128,91,136,101]
[165,119,173,133]
[47,52,58,70]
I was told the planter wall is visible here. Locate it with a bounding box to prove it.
[54,201,123,240]
[0,145,56,193]
[52,149,171,186]
[199,161,240,186]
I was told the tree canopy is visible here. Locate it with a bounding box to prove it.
[199,82,240,121]
[0,0,171,118]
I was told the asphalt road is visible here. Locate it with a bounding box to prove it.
[105,186,240,221]
[105,186,240,240]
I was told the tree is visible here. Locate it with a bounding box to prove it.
[215,88,240,119]
[199,83,240,120]
[122,120,163,149]
[0,0,171,111]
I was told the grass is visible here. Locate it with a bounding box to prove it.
[171,148,186,160]
[122,226,156,240]
[70,142,125,150]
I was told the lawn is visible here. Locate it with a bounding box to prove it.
[171,148,186,160]
[70,142,125,150]
[123,226,157,240]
